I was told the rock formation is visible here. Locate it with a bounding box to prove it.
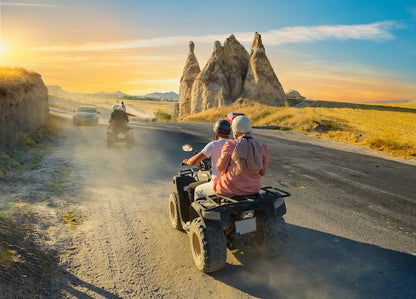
[286,89,305,100]
[0,68,49,149]
[222,35,250,101]
[177,32,287,117]
[178,41,201,117]
[191,41,230,114]
[242,32,287,105]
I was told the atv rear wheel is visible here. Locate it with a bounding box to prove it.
[252,214,288,257]
[189,218,226,273]
[169,193,182,230]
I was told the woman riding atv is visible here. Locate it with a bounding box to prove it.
[214,115,269,197]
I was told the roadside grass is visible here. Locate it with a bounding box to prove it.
[62,209,85,229]
[0,116,59,179]
[47,162,72,196]
[180,99,416,160]
[0,114,83,282]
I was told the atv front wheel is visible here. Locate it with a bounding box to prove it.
[169,193,182,230]
[252,214,288,257]
[189,218,226,273]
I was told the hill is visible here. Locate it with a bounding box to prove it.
[144,91,178,101]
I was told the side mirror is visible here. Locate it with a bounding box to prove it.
[182,144,193,152]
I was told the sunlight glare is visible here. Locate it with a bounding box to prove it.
[0,43,3,64]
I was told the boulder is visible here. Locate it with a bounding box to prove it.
[222,35,250,101]
[242,32,287,106]
[178,41,200,117]
[191,41,230,114]
[286,89,305,100]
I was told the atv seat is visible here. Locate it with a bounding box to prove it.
[231,193,260,201]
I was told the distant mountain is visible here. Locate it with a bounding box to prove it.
[90,90,128,98]
[144,91,178,101]
[47,85,84,99]
[47,85,178,101]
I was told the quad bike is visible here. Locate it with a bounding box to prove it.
[106,118,134,148]
[169,144,290,273]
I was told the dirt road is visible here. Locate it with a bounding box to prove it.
[56,118,265,298]
[4,114,415,298]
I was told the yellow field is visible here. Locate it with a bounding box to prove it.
[123,99,173,115]
[181,99,416,160]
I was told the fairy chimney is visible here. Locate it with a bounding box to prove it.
[178,41,200,117]
[222,34,250,101]
[191,41,230,114]
[242,32,287,106]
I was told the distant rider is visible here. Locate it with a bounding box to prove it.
[109,104,129,130]
[182,119,231,202]
[214,115,269,197]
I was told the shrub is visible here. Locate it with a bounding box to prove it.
[155,110,171,121]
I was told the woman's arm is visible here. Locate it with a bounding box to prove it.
[216,140,234,172]
[259,144,269,176]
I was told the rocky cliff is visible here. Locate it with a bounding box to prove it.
[0,67,49,149]
[176,32,286,117]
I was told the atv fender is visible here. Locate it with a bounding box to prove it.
[173,175,196,222]
[190,201,222,231]
[273,197,287,217]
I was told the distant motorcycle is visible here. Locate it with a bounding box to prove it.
[169,144,290,273]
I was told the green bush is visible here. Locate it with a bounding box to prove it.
[155,111,171,121]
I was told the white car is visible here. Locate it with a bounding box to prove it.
[73,105,100,126]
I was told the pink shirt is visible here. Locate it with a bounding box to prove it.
[213,139,269,197]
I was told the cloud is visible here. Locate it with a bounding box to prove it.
[29,21,397,53]
[2,2,59,7]
[262,22,396,45]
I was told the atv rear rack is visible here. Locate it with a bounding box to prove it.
[197,187,290,211]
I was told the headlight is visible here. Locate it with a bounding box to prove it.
[241,210,255,219]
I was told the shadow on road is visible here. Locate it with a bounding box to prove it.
[62,271,123,299]
[213,224,416,299]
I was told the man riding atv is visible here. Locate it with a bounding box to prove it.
[107,104,134,147]
[182,119,231,202]
[109,104,129,128]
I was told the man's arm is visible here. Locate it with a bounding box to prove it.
[183,152,207,166]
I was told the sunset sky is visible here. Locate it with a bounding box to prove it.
[1,0,415,102]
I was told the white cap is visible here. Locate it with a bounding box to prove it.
[232,115,252,133]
